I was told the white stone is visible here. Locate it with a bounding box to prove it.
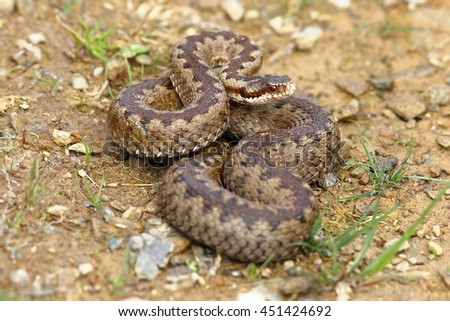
[327,0,351,8]
[78,263,94,275]
[269,16,297,35]
[395,261,410,272]
[432,225,441,237]
[52,129,75,146]
[16,39,42,61]
[384,238,410,252]
[68,142,91,154]
[244,9,259,20]
[71,75,89,90]
[292,26,323,50]
[428,241,443,256]
[28,32,46,44]
[10,269,30,287]
[93,66,104,77]
[47,205,69,216]
[221,0,245,22]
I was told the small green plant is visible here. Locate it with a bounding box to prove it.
[111,246,133,290]
[341,129,413,201]
[82,141,92,164]
[24,156,48,208]
[246,253,275,282]
[381,20,417,37]
[82,174,106,218]
[185,259,198,273]
[56,15,114,62]
[292,129,448,285]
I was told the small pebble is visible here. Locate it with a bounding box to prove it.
[68,142,91,154]
[333,98,359,121]
[78,263,94,275]
[406,119,416,129]
[10,269,30,287]
[386,94,426,121]
[46,205,69,216]
[269,16,297,35]
[278,276,313,296]
[416,229,427,238]
[244,9,259,20]
[283,260,295,271]
[0,0,15,13]
[429,164,441,178]
[428,241,443,256]
[436,135,450,149]
[291,25,323,51]
[28,32,46,44]
[382,108,397,119]
[129,235,145,251]
[334,76,370,97]
[106,59,127,81]
[93,66,104,77]
[426,85,450,110]
[221,0,244,22]
[260,268,272,278]
[372,76,394,90]
[432,225,441,237]
[335,281,352,301]
[52,129,76,146]
[313,258,323,265]
[107,237,123,250]
[235,285,281,301]
[384,238,410,252]
[327,0,351,8]
[408,257,418,265]
[71,75,89,90]
[136,54,152,65]
[395,261,410,272]
[122,206,143,220]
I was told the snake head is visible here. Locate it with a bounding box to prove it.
[230,75,297,105]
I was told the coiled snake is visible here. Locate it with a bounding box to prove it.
[108,31,341,262]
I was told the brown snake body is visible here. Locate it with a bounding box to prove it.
[107,31,341,262]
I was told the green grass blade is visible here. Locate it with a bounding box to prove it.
[359,183,450,279]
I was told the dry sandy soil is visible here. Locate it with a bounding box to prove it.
[0,0,449,300]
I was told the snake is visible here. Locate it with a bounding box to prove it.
[107,31,341,263]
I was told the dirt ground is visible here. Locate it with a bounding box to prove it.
[0,0,449,301]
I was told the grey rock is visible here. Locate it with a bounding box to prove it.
[372,76,394,90]
[376,156,398,172]
[426,85,450,110]
[323,172,338,188]
[107,237,123,250]
[134,238,173,280]
[128,235,145,251]
[386,94,426,120]
[334,76,370,97]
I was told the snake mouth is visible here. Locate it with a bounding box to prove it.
[229,76,297,104]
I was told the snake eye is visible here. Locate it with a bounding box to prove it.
[268,84,278,91]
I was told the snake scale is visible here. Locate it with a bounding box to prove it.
[107,31,341,263]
